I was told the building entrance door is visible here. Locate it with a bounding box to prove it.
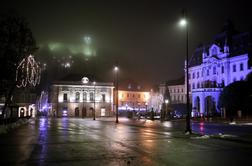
[75,107,79,117]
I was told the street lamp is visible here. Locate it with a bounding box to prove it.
[93,81,96,120]
[114,66,119,123]
[179,9,192,134]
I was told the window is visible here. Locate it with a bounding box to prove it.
[233,78,236,82]
[221,66,224,74]
[138,94,140,98]
[213,67,216,74]
[197,83,200,88]
[182,89,183,93]
[207,69,209,76]
[90,92,94,101]
[192,83,195,89]
[83,92,87,101]
[75,92,80,102]
[233,65,236,72]
[193,73,195,79]
[63,93,67,102]
[127,93,129,98]
[240,63,244,71]
[102,94,105,102]
[197,72,199,78]
[132,94,135,98]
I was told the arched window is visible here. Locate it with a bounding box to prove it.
[83,92,87,101]
[76,92,80,102]
[90,92,94,101]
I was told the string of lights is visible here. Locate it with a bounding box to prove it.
[16,55,41,88]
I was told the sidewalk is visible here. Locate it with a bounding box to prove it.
[192,117,252,125]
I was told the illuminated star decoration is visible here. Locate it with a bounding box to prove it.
[16,55,41,88]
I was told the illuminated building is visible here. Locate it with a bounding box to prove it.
[161,22,252,117]
[49,77,114,117]
[188,22,252,117]
[118,86,150,112]
[159,78,186,104]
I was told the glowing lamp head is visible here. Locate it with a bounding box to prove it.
[179,19,187,27]
[114,66,119,72]
[165,99,169,104]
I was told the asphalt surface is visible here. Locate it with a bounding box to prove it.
[1,117,252,166]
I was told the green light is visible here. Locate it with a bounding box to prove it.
[48,42,63,51]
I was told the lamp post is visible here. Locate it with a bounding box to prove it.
[93,81,96,120]
[179,9,192,134]
[145,102,148,118]
[165,99,169,120]
[114,66,119,123]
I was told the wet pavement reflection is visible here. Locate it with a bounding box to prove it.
[1,117,252,165]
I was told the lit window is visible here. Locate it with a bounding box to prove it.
[76,92,80,102]
[83,92,87,101]
[90,92,94,101]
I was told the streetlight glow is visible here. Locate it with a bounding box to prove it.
[114,66,119,71]
[165,99,169,104]
[179,18,187,27]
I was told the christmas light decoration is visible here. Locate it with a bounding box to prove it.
[16,55,41,88]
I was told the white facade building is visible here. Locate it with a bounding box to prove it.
[49,77,114,117]
[187,28,252,116]
[159,78,186,104]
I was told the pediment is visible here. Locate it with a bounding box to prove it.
[209,44,220,57]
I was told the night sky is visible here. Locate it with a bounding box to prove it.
[1,0,251,89]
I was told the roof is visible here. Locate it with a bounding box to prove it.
[189,22,251,68]
[160,77,185,87]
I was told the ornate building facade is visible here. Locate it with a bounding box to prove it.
[49,77,114,117]
[187,23,252,117]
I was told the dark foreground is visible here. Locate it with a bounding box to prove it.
[1,117,252,166]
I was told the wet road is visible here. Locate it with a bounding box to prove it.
[1,117,252,166]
